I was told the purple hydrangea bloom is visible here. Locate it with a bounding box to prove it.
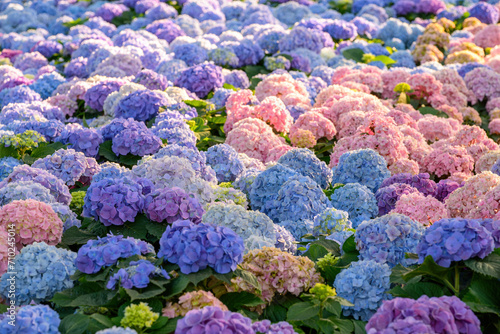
[8,119,65,142]
[0,164,71,205]
[75,234,154,274]
[380,173,438,197]
[176,307,254,334]
[481,219,500,248]
[252,320,296,334]
[152,118,197,149]
[205,144,245,183]
[158,220,244,274]
[415,0,446,14]
[279,26,325,53]
[0,85,41,108]
[51,202,82,232]
[145,3,178,20]
[95,3,129,22]
[32,148,100,186]
[83,79,126,112]
[135,0,160,14]
[33,40,63,59]
[356,213,424,267]
[144,187,204,224]
[469,2,499,24]
[13,52,48,72]
[106,259,169,289]
[146,19,186,43]
[112,127,162,157]
[435,179,461,202]
[323,20,358,40]
[224,70,250,89]
[83,176,146,226]
[64,56,88,78]
[366,295,481,334]
[393,0,416,16]
[175,62,224,98]
[114,89,172,122]
[100,118,145,141]
[375,183,420,216]
[56,124,103,158]
[133,69,170,91]
[173,43,208,67]
[417,218,495,268]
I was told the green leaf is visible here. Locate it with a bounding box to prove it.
[88,314,114,332]
[390,264,413,284]
[465,253,500,279]
[388,281,446,299]
[304,239,341,261]
[223,83,238,91]
[261,303,287,323]
[353,319,367,334]
[243,65,269,79]
[403,255,454,284]
[342,48,365,62]
[213,272,233,285]
[125,284,166,301]
[234,269,261,291]
[67,290,117,307]
[62,17,89,28]
[98,140,118,162]
[0,304,7,314]
[371,55,396,66]
[323,298,342,317]
[29,142,67,160]
[109,218,148,239]
[150,317,179,334]
[318,319,335,334]
[145,221,167,239]
[60,226,97,246]
[118,154,142,166]
[184,100,208,108]
[59,314,89,334]
[186,267,214,286]
[220,292,264,310]
[287,302,320,321]
[0,145,19,159]
[463,276,500,315]
[85,267,112,282]
[249,77,263,91]
[330,318,354,333]
[419,106,449,118]
[164,276,190,299]
[150,316,169,330]
[342,234,357,254]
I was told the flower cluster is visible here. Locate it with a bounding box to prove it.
[144,187,204,224]
[0,305,61,334]
[107,259,170,290]
[277,148,332,189]
[330,183,378,228]
[334,260,392,321]
[417,218,495,267]
[252,320,297,334]
[56,123,103,158]
[205,144,245,182]
[75,234,154,274]
[120,303,159,332]
[391,192,448,226]
[0,242,76,305]
[162,290,228,318]
[0,180,55,206]
[158,220,244,274]
[175,306,254,334]
[313,208,351,236]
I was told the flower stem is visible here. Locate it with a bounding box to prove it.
[454,264,460,296]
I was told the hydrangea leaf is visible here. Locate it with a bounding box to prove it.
[465,253,500,279]
[59,313,89,334]
[286,301,320,321]
[220,292,265,310]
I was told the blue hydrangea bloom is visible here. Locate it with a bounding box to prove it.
[51,202,81,232]
[96,327,138,334]
[323,20,358,40]
[205,144,245,183]
[234,168,261,197]
[0,157,21,180]
[0,305,60,334]
[56,124,103,158]
[274,224,297,254]
[469,2,499,24]
[417,218,495,268]
[29,72,66,100]
[112,126,162,157]
[0,242,77,305]
[173,43,208,66]
[278,148,332,189]
[158,220,244,274]
[313,207,351,236]
[279,219,314,242]
[106,259,170,289]
[334,260,392,321]
[332,149,390,193]
[92,162,131,184]
[224,70,250,89]
[114,89,172,122]
[279,26,325,53]
[8,119,65,142]
[249,164,298,212]
[0,180,56,206]
[76,234,154,274]
[356,213,425,268]
[0,85,41,108]
[330,183,378,228]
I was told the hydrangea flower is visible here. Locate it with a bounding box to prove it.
[356,214,424,268]
[0,180,55,206]
[144,187,204,224]
[379,173,438,197]
[332,149,391,193]
[313,207,351,236]
[92,162,131,184]
[0,157,21,180]
[212,185,248,208]
[32,148,99,186]
[112,127,162,157]
[0,305,60,334]
[334,260,392,321]
[277,148,332,189]
[83,176,145,226]
[158,220,244,274]
[107,259,170,289]
[205,144,245,183]
[202,203,276,252]
[417,218,495,267]
[120,303,159,332]
[234,168,261,198]
[274,224,297,254]
[375,183,420,216]
[56,123,103,158]
[96,327,137,334]
[230,247,322,305]
[391,193,448,227]
[330,183,378,228]
[0,242,76,305]
[366,295,481,334]
[162,290,228,318]
[0,130,46,151]
[176,307,254,334]
[114,89,173,122]
[252,320,297,334]
[75,234,154,274]
[174,62,224,98]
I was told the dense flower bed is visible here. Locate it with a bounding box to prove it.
[0,0,500,333]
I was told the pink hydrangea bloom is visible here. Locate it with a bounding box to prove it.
[320,93,388,124]
[424,145,474,178]
[253,96,294,133]
[434,68,475,104]
[388,158,419,175]
[381,69,411,99]
[314,85,355,108]
[445,171,500,218]
[486,97,500,113]
[469,184,500,219]
[473,25,500,48]
[490,119,500,135]
[290,128,317,148]
[0,199,63,250]
[228,247,322,307]
[265,145,294,163]
[0,227,16,277]
[67,80,94,102]
[162,291,228,318]
[448,172,471,184]
[475,150,500,173]
[290,110,336,141]
[486,55,500,74]
[46,94,78,117]
[407,73,443,101]
[440,85,468,110]
[436,104,463,122]
[337,70,383,94]
[417,115,459,142]
[339,81,370,93]
[238,153,265,171]
[337,111,366,139]
[255,74,310,108]
[387,109,418,129]
[391,192,448,227]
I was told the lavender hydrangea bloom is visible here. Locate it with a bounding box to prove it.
[334,260,392,321]
[435,179,461,202]
[173,43,208,67]
[279,219,314,241]
[56,124,103,158]
[417,218,495,268]
[51,202,81,232]
[0,85,41,108]
[8,119,65,142]
[380,173,438,197]
[175,62,224,98]
[176,307,254,334]
[323,20,358,40]
[114,89,172,122]
[92,162,131,184]
[83,176,145,226]
[278,148,332,189]
[366,295,481,334]
[144,187,204,224]
[482,219,500,248]
[375,183,420,216]
[106,259,169,289]
[84,80,126,112]
[279,26,325,53]
[234,168,261,197]
[249,164,298,211]
[75,234,155,274]
[0,242,76,305]
[332,149,391,193]
[469,2,499,24]
[158,220,244,274]
[32,149,99,186]
[112,127,162,157]
[274,224,297,254]
[330,183,378,228]
[0,164,71,205]
[224,70,250,89]
[0,305,60,334]
[356,213,424,268]
[151,118,197,148]
[146,19,186,43]
[133,69,170,91]
[205,144,245,183]
[252,320,297,334]
[0,180,56,206]
[96,327,138,334]
[0,157,21,180]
